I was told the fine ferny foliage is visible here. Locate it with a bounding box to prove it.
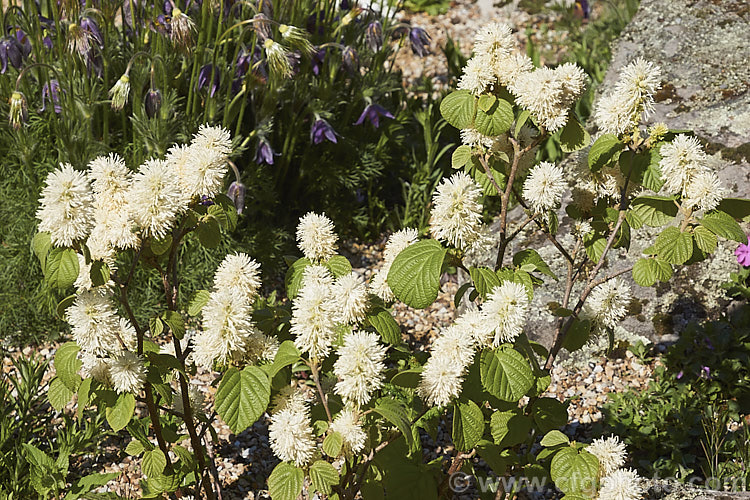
[32,19,750,500]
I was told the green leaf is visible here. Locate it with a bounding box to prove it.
[452,400,484,452]
[631,196,679,227]
[55,342,82,391]
[390,368,422,389]
[469,267,501,300]
[476,440,507,475]
[654,227,693,265]
[326,255,352,277]
[562,318,591,353]
[48,377,74,411]
[387,240,447,309]
[213,194,239,230]
[89,261,111,287]
[693,225,718,254]
[149,235,172,255]
[632,258,672,287]
[284,257,312,299]
[452,145,473,169]
[31,232,52,270]
[440,90,477,129]
[490,410,532,446]
[373,398,415,451]
[550,447,599,494]
[513,249,557,280]
[479,347,534,402]
[106,393,135,432]
[45,248,79,289]
[64,472,120,499]
[310,460,339,495]
[185,289,210,317]
[478,94,497,112]
[142,449,167,479]
[588,134,621,172]
[718,198,750,222]
[474,98,514,136]
[541,430,570,447]
[162,310,185,339]
[515,110,531,138]
[701,211,746,242]
[532,398,568,433]
[77,377,92,419]
[268,462,304,500]
[265,341,302,378]
[367,307,402,345]
[125,440,145,456]
[197,217,221,248]
[559,116,590,153]
[215,366,271,434]
[583,234,607,263]
[322,431,343,457]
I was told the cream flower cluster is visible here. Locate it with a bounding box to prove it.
[581,279,632,331]
[659,134,725,211]
[193,253,276,370]
[457,22,585,132]
[370,228,419,302]
[587,436,645,500]
[333,331,387,407]
[522,161,566,215]
[269,399,316,467]
[429,172,484,250]
[595,58,661,136]
[419,323,476,407]
[296,212,338,262]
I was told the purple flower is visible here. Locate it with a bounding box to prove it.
[676,370,683,380]
[254,138,277,166]
[365,21,383,52]
[311,47,326,76]
[41,79,62,113]
[342,46,359,75]
[200,195,215,206]
[145,89,162,118]
[0,37,22,73]
[197,64,220,97]
[311,118,338,144]
[354,103,394,129]
[13,28,31,58]
[227,181,246,214]
[409,27,431,57]
[736,236,750,266]
[80,17,103,47]
[700,366,711,380]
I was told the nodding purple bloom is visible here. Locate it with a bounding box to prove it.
[41,79,62,113]
[197,64,220,97]
[700,366,711,380]
[365,21,383,52]
[735,236,750,266]
[200,195,214,206]
[311,47,326,76]
[342,46,359,75]
[39,15,55,49]
[0,37,23,73]
[86,53,103,78]
[409,27,431,57]
[354,103,394,129]
[235,47,253,78]
[145,89,162,118]
[676,370,684,380]
[13,28,31,58]
[311,118,338,144]
[255,138,276,166]
[152,14,172,36]
[80,17,103,47]
[227,181,246,214]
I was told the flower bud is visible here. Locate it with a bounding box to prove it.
[365,21,382,52]
[342,46,359,75]
[109,74,130,110]
[145,88,162,119]
[227,181,246,214]
[8,91,27,129]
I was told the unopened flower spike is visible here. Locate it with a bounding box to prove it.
[109,74,130,111]
[278,24,314,55]
[8,90,27,129]
[263,39,293,78]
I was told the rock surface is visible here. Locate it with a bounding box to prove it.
[464,0,750,352]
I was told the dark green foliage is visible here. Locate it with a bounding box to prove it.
[600,306,750,481]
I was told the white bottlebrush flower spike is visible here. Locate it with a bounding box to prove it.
[511,64,586,132]
[597,468,644,500]
[473,22,514,58]
[685,171,725,211]
[66,290,122,356]
[331,272,369,325]
[523,161,566,214]
[595,58,661,135]
[582,279,632,330]
[301,264,335,288]
[659,134,709,196]
[457,54,496,95]
[193,288,254,369]
[36,163,94,247]
[429,171,484,250]
[481,281,530,346]
[193,124,233,156]
[291,280,337,361]
[269,403,315,466]
[333,331,387,406]
[80,352,112,385]
[418,354,465,407]
[109,351,147,394]
[588,436,627,476]
[88,154,131,208]
[180,145,228,199]
[430,325,476,369]
[330,409,367,454]
[296,212,338,262]
[213,253,262,303]
[128,159,187,239]
[270,385,308,415]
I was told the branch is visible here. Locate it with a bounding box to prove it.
[309,361,333,423]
